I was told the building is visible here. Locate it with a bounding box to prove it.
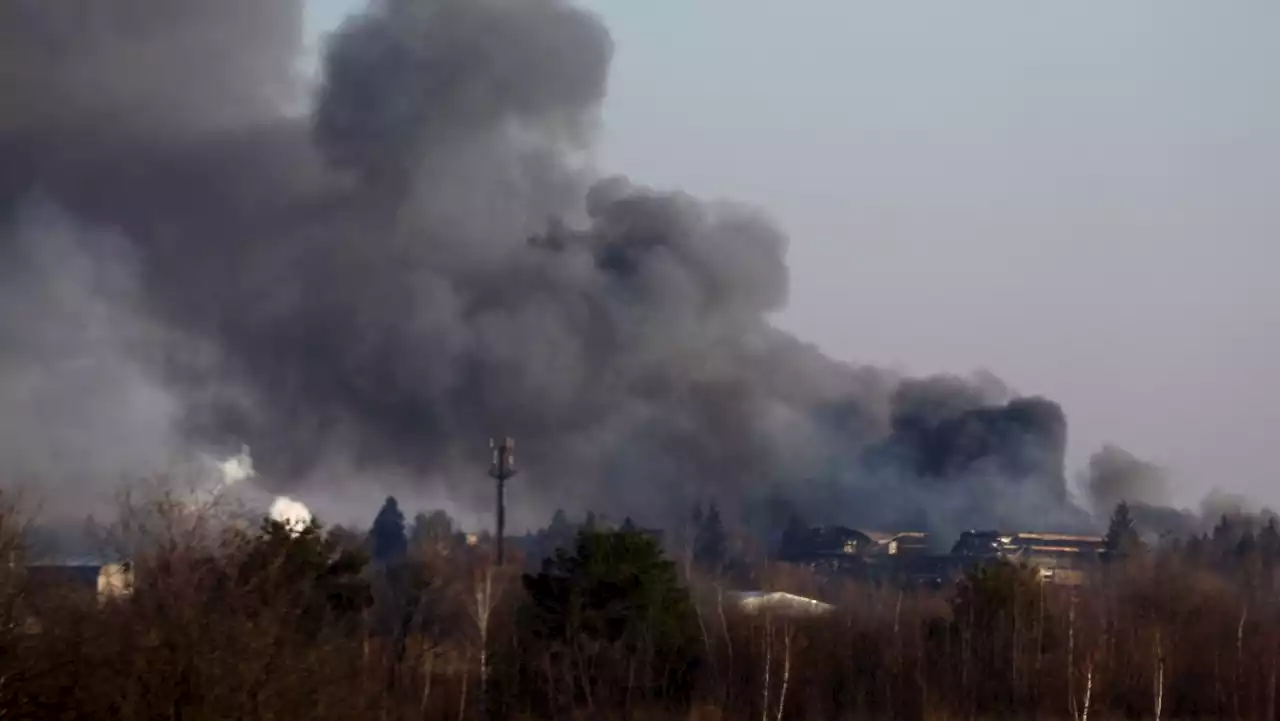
[951,531,1105,585]
[772,525,1108,587]
[863,531,931,557]
[777,526,871,572]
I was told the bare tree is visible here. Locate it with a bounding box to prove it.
[759,612,771,721]
[775,619,795,721]
[453,544,516,720]
[1154,627,1165,721]
[1068,593,1095,721]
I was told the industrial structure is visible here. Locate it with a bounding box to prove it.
[488,437,517,565]
[778,525,1107,586]
[950,530,1106,585]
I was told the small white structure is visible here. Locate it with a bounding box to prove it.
[25,557,134,603]
[729,591,835,618]
[96,561,134,600]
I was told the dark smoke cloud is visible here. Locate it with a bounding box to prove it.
[315,0,610,179]
[1085,444,1172,516]
[0,0,1104,536]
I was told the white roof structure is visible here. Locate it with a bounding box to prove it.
[729,591,835,617]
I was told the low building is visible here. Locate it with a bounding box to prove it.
[863,531,931,557]
[778,526,870,571]
[862,554,965,588]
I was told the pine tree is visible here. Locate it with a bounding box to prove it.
[1260,517,1280,567]
[548,509,571,535]
[236,518,372,636]
[693,502,728,573]
[778,512,808,560]
[1211,513,1238,561]
[525,508,575,563]
[370,496,407,565]
[1236,529,1259,560]
[520,527,701,708]
[1104,501,1145,558]
[620,516,637,533]
[1183,533,1207,565]
[684,502,705,558]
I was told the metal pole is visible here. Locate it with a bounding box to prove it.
[488,437,517,566]
[496,476,506,565]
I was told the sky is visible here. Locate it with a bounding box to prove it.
[305,0,1279,509]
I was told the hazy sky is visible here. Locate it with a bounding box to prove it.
[306,0,1279,508]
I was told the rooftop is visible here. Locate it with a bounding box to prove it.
[730,590,835,617]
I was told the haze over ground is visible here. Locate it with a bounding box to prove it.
[309,0,1279,510]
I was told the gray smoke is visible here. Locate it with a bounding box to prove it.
[1,0,1095,535]
[0,198,187,515]
[1085,444,1171,517]
[1081,445,1280,542]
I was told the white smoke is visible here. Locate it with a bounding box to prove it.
[215,444,256,485]
[269,496,313,534]
[202,444,311,534]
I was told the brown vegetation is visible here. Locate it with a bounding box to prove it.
[3,490,1279,721]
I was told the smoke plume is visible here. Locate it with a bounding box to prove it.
[270,496,314,535]
[1085,444,1172,516]
[1,0,1106,536]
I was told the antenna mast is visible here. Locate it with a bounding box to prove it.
[488,437,517,565]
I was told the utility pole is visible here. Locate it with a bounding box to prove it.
[488,437,517,565]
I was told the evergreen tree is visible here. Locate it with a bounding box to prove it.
[693,502,728,573]
[541,508,576,557]
[1259,517,1280,569]
[1235,529,1259,560]
[778,512,808,560]
[234,518,373,637]
[519,527,701,710]
[1211,513,1238,560]
[683,501,705,557]
[370,496,408,565]
[1183,533,1208,566]
[549,508,570,530]
[949,559,1049,713]
[1104,501,1146,558]
[583,510,598,532]
[620,516,637,533]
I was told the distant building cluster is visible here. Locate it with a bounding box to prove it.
[778,526,1106,586]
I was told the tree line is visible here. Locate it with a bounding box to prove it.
[4,489,1280,720]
